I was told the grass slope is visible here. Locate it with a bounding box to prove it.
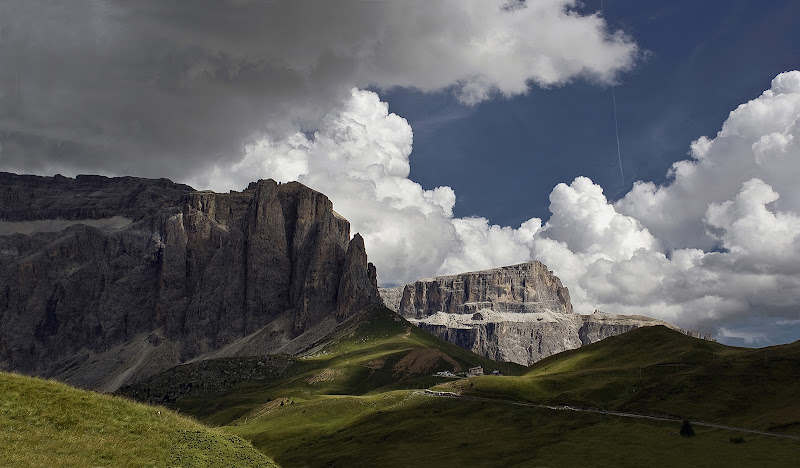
[0,372,277,468]
[225,390,798,467]
[443,325,800,433]
[122,306,523,426]
[122,309,800,466]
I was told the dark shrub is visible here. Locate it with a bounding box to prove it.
[680,419,695,437]
[729,436,745,444]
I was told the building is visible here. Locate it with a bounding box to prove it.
[468,366,484,376]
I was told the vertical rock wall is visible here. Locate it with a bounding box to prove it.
[0,174,381,389]
[397,262,572,318]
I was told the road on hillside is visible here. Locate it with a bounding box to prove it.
[414,391,800,441]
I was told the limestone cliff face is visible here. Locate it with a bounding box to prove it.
[335,233,380,320]
[0,173,380,390]
[397,262,572,319]
[417,316,583,365]
[0,172,193,222]
[381,262,710,365]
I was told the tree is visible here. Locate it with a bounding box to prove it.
[680,419,695,437]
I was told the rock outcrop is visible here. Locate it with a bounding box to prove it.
[381,262,711,365]
[396,261,572,318]
[0,173,381,391]
[335,234,380,320]
[577,311,684,345]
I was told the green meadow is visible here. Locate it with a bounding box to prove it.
[121,307,800,466]
[443,325,800,433]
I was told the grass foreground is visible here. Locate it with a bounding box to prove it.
[225,390,799,467]
[0,371,277,468]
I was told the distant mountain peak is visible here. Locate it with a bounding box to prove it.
[381,260,712,365]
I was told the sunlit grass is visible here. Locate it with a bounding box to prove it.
[0,372,277,467]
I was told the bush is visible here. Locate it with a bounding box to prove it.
[729,436,745,444]
[680,419,695,437]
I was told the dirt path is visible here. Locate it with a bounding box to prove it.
[415,391,800,441]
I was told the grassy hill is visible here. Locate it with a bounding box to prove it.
[224,388,799,467]
[442,325,800,433]
[120,306,524,425]
[0,371,277,468]
[119,308,800,466]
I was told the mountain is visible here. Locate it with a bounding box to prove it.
[381,261,712,365]
[0,173,380,391]
[0,371,276,467]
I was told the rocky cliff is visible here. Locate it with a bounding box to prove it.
[381,262,710,365]
[0,173,380,391]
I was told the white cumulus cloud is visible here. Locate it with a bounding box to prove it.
[7,0,798,344]
[188,71,800,344]
[616,71,800,250]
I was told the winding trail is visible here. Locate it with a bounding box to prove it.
[415,391,800,441]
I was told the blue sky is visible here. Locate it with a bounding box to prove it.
[2,0,799,346]
[386,0,800,227]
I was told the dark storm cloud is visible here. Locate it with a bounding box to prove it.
[0,0,368,179]
[0,0,635,183]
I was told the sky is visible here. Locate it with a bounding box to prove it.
[1,0,799,346]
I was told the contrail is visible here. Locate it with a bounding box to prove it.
[611,85,625,184]
[601,0,625,185]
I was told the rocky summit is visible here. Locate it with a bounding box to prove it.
[381,261,711,365]
[0,173,381,391]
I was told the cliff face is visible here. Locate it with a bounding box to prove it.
[382,262,709,365]
[0,173,380,391]
[397,262,572,318]
[417,316,583,365]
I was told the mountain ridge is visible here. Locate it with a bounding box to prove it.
[0,173,381,391]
